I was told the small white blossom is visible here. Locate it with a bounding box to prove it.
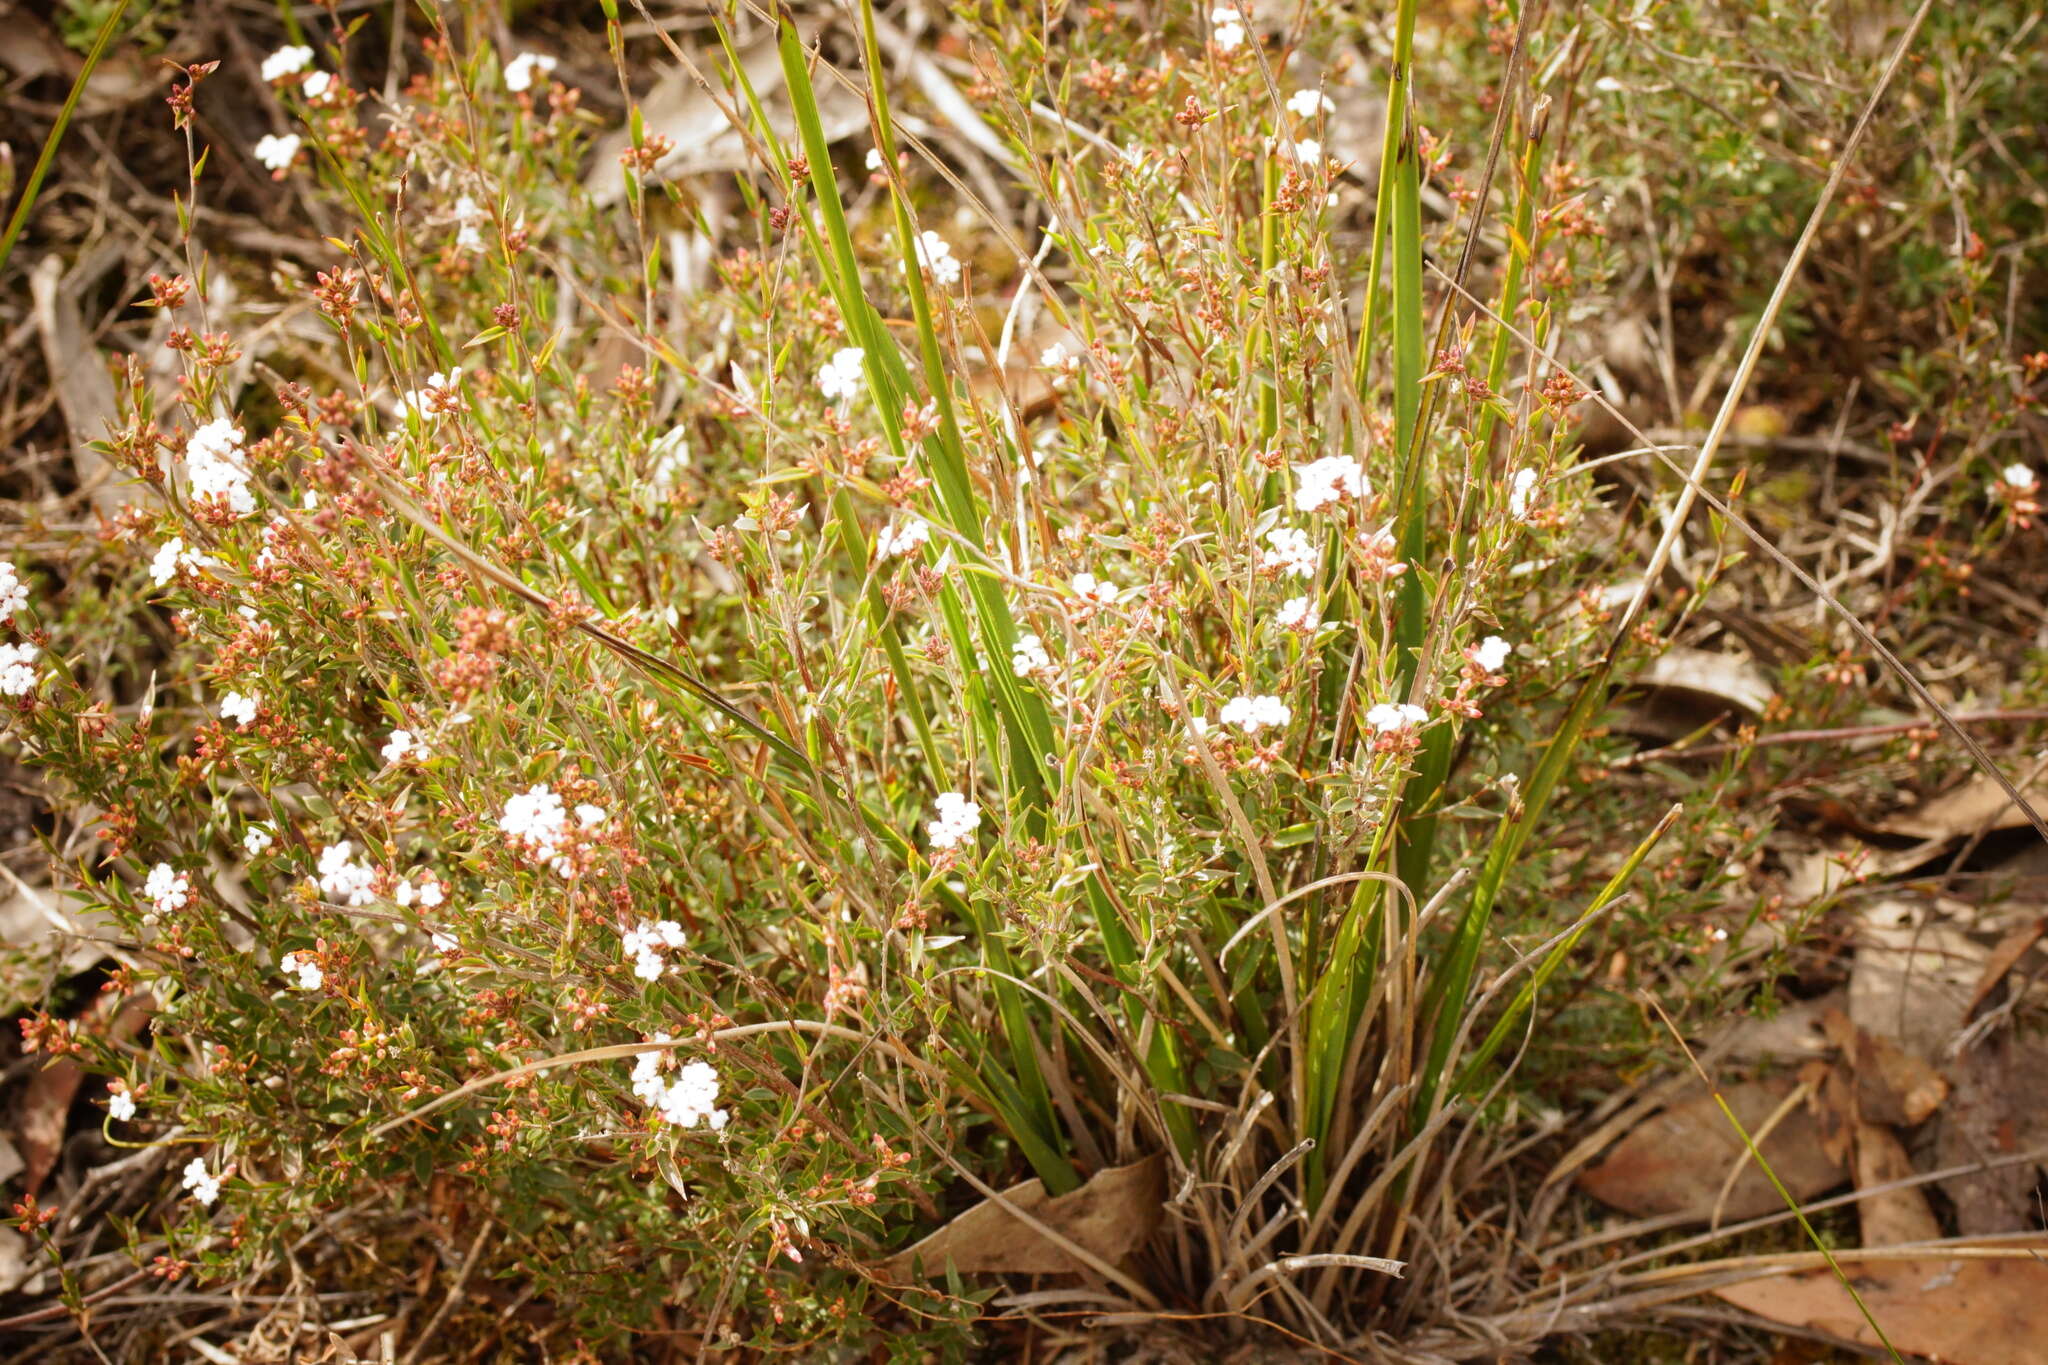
[503,51,558,93]
[632,1045,730,1131]
[1220,694,1291,734]
[315,841,376,907]
[300,70,333,100]
[1291,138,1323,165]
[815,347,866,404]
[244,824,274,856]
[220,691,257,728]
[452,195,487,253]
[927,792,981,850]
[875,518,930,560]
[1011,632,1053,677]
[865,148,886,172]
[181,1157,221,1206]
[0,642,36,697]
[2001,463,2038,492]
[399,369,463,420]
[150,538,217,589]
[1293,455,1368,513]
[912,230,961,286]
[1471,635,1512,673]
[1287,88,1335,118]
[1508,468,1539,518]
[183,418,255,517]
[415,875,445,908]
[1276,595,1319,631]
[279,949,324,991]
[1070,572,1123,606]
[0,561,25,622]
[106,1088,136,1122]
[623,919,688,981]
[1366,701,1428,734]
[253,133,301,173]
[430,930,458,953]
[144,863,190,916]
[1261,526,1319,577]
[260,46,313,81]
[381,728,425,764]
[1211,5,1248,50]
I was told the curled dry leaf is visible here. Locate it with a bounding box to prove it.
[881,1153,1165,1278]
[1576,1077,1844,1224]
[1876,768,2048,842]
[1714,1249,2048,1365]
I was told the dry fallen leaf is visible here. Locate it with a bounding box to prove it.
[1576,1078,1844,1224]
[1821,1008,1948,1128]
[1877,770,2048,842]
[882,1153,1164,1278]
[1851,1120,1941,1247]
[1714,1250,2048,1365]
[1848,904,1981,1062]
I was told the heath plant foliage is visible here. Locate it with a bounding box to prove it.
[3,0,2041,1355]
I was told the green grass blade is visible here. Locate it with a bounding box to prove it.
[0,0,130,278]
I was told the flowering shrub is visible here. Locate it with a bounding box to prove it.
[5,0,2044,1355]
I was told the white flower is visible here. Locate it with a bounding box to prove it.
[261,45,313,81]
[1470,635,1511,673]
[106,1088,136,1122]
[243,824,274,856]
[1287,88,1335,118]
[1260,526,1319,577]
[220,691,257,728]
[1293,455,1367,512]
[0,561,25,622]
[1011,633,1053,677]
[253,133,301,172]
[912,230,961,287]
[1291,138,1323,165]
[875,518,931,560]
[503,51,557,93]
[1070,572,1123,606]
[301,70,333,100]
[181,1157,221,1206]
[927,792,981,850]
[183,418,256,517]
[150,537,217,587]
[1219,694,1291,734]
[499,784,601,873]
[1040,342,1072,370]
[452,195,487,253]
[1508,467,1539,518]
[657,1060,730,1130]
[315,841,376,907]
[144,863,190,916]
[815,347,866,403]
[1276,595,1319,631]
[865,148,886,172]
[2002,463,2038,492]
[430,930,458,953]
[381,728,425,764]
[623,919,687,981]
[1365,701,1428,734]
[279,950,324,991]
[415,875,445,908]
[0,642,36,697]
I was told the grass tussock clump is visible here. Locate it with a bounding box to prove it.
[2,0,2045,1358]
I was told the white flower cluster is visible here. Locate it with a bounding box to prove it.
[253,133,300,173]
[2002,462,2038,493]
[381,728,426,764]
[302,71,333,101]
[875,518,930,560]
[1287,88,1335,118]
[1261,526,1318,577]
[1211,4,1249,50]
[630,1042,729,1131]
[497,783,607,873]
[1011,632,1053,678]
[106,1086,136,1122]
[1470,635,1511,673]
[182,1157,221,1206]
[393,874,444,908]
[1290,138,1323,165]
[400,369,463,420]
[260,45,312,81]
[815,347,865,404]
[220,690,257,728]
[0,561,24,622]
[622,919,687,981]
[1366,701,1428,734]
[504,50,558,93]
[1070,571,1124,606]
[1293,455,1367,513]
[315,841,376,907]
[1276,595,1319,631]
[927,792,981,850]
[144,863,190,917]
[0,642,35,698]
[1220,694,1291,734]
[913,230,961,287]
[1508,468,1539,518]
[150,537,218,587]
[279,949,324,991]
